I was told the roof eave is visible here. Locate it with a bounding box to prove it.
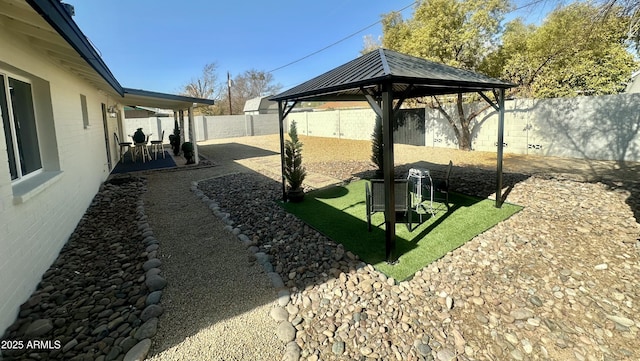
[26,0,124,96]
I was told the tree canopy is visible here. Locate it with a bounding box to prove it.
[181,63,220,115]
[500,2,638,97]
[370,0,639,150]
[182,65,281,115]
[379,0,510,150]
[382,0,510,71]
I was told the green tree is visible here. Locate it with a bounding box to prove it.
[370,115,383,177]
[380,0,510,150]
[501,3,638,98]
[284,120,306,191]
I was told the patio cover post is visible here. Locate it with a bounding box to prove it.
[178,110,185,146]
[278,101,287,201]
[496,88,505,208]
[188,106,198,165]
[381,84,397,263]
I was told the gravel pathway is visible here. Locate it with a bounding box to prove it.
[141,168,282,361]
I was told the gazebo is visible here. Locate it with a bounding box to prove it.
[270,49,516,262]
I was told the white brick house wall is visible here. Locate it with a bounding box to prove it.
[0,25,115,333]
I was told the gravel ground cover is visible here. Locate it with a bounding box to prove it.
[198,170,639,360]
[198,135,640,360]
[1,134,637,361]
[0,176,164,361]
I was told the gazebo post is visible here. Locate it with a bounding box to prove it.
[496,88,505,208]
[381,84,397,263]
[278,101,287,202]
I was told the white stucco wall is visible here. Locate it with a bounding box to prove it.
[0,25,115,334]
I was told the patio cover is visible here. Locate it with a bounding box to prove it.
[270,48,516,263]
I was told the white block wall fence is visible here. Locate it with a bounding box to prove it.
[125,93,640,162]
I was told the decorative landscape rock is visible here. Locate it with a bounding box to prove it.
[145,274,167,292]
[276,321,296,343]
[24,319,53,337]
[0,177,165,361]
[198,171,640,361]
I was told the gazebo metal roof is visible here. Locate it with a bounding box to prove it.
[271,48,516,263]
[271,48,515,102]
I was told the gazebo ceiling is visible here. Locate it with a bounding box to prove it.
[270,48,516,102]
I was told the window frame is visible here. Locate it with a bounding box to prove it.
[80,93,89,129]
[0,70,43,183]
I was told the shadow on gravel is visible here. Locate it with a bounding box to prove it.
[198,142,279,161]
[351,160,532,205]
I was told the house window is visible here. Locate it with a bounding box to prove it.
[1,73,42,181]
[80,94,89,129]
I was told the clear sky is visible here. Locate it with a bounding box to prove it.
[72,0,553,97]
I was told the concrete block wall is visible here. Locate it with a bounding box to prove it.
[199,115,246,140]
[125,114,276,143]
[124,117,184,145]
[137,95,640,163]
[244,114,280,137]
[335,109,377,140]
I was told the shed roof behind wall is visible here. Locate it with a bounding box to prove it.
[271,49,515,102]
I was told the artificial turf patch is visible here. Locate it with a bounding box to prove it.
[282,180,522,281]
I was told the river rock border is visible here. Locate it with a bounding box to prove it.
[1,175,167,361]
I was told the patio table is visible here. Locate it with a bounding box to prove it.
[408,168,435,221]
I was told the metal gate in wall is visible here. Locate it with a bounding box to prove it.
[394,108,425,146]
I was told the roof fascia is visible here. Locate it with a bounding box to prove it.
[26,0,124,95]
[123,88,215,105]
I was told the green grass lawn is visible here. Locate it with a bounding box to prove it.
[282,180,522,281]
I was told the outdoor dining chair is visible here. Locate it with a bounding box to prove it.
[433,160,453,209]
[114,133,131,163]
[132,134,151,163]
[150,130,165,159]
[365,179,412,232]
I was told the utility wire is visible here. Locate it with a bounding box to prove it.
[269,0,553,76]
[268,1,418,73]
